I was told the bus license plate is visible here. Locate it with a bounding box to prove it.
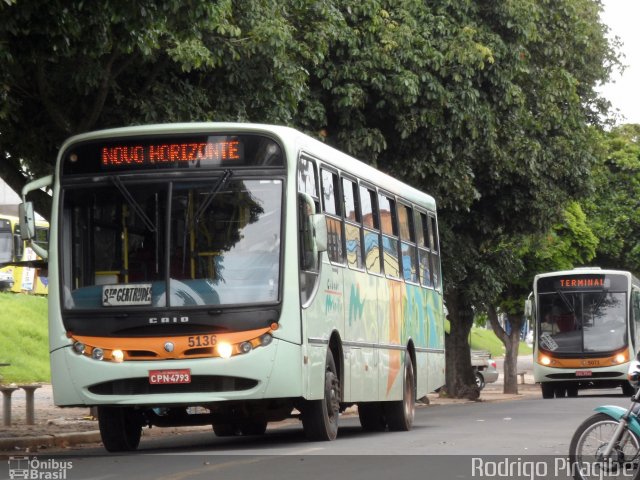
[149,369,191,384]
[575,370,592,377]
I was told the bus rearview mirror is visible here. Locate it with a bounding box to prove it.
[312,214,328,253]
[19,202,36,240]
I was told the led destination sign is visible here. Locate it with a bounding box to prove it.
[101,140,241,168]
[556,277,606,289]
[62,133,283,175]
[537,273,627,293]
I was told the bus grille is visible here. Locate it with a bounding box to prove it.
[88,375,258,395]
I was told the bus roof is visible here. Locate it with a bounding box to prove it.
[57,123,437,212]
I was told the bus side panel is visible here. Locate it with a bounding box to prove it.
[344,269,379,403]
[302,258,346,400]
[378,279,403,401]
[396,284,446,399]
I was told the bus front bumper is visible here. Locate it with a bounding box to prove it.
[50,338,302,407]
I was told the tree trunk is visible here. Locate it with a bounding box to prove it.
[444,290,480,400]
[487,305,523,394]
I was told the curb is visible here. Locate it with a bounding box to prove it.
[0,431,101,452]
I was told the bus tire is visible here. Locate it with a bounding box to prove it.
[358,402,387,432]
[302,349,340,441]
[239,420,268,436]
[212,423,240,437]
[541,383,555,399]
[98,406,142,452]
[622,382,636,396]
[384,352,416,431]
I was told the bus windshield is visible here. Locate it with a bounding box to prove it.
[62,177,282,310]
[537,290,627,354]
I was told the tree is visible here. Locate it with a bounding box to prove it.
[0,0,326,217]
[584,124,640,273]
[486,201,598,394]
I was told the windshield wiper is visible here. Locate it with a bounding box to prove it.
[111,176,156,232]
[193,169,233,225]
[556,289,576,314]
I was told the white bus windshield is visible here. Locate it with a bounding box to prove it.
[62,178,282,309]
[538,290,627,354]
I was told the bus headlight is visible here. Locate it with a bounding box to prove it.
[540,355,551,366]
[112,349,124,363]
[614,353,627,364]
[217,342,233,359]
[72,342,86,355]
[92,348,104,361]
[239,342,252,354]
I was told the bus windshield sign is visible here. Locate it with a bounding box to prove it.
[62,134,283,174]
[101,140,242,168]
[554,276,608,289]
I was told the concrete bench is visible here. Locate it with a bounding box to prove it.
[517,371,527,384]
[0,383,41,426]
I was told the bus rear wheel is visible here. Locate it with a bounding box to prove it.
[302,350,340,441]
[384,352,416,431]
[98,406,143,452]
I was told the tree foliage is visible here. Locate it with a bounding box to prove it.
[584,125,640,273]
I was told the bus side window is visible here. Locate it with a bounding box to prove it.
[379,193,400,279]
[343,178,363,270]
[298,156,321,305]
[321,168,344,264]
[360,186,381,275]
[398,203,418,283]
[428,214,441,290]
[417,212,432,288]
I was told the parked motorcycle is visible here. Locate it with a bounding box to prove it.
[569,360,640,479]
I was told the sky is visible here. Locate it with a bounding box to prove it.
[598,0,640,125]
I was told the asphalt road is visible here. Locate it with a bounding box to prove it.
[7,388,632,480]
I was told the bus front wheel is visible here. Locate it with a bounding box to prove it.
[302,350,340,441]
[98,406,143,452]
[541,383,555,399]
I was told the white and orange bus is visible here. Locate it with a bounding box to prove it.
[530,267,639,398]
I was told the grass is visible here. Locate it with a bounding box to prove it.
[470,326,532,358]
[0,292,50,383]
